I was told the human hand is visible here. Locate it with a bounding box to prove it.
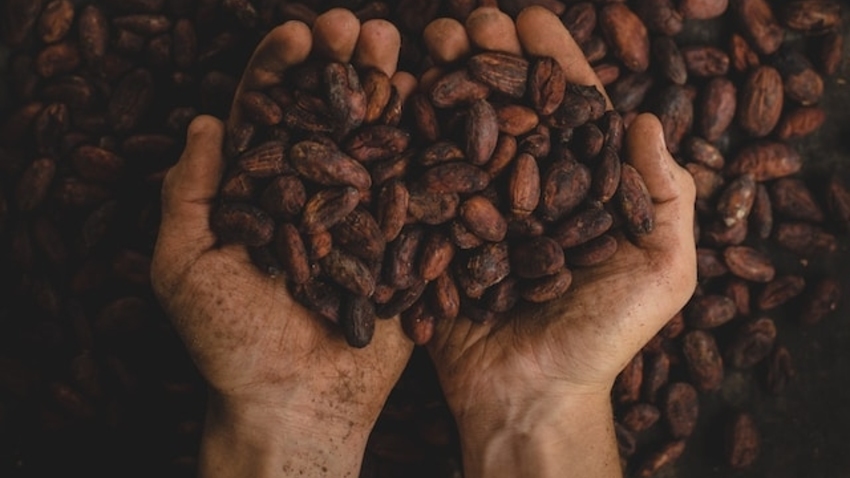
[151,12,414,477]
[422,7,697,477]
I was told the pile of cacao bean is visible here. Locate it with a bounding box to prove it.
[0,0,847,477]
[212,50,651,348]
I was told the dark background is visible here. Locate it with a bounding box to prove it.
[1,3,849,478]
[654,14,850,478]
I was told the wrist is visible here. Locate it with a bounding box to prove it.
[455,386,620,478]
[200,391,373,478]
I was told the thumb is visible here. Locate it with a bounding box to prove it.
[156,115,226,265]
[625,114,693,204]
[624,113,697,256]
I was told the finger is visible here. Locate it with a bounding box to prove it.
[391,71,417,102]
[465,7,522,55]
[423,18,471,65]
[156,115,226,263]
[354,19,401,78]
[239,21,313,91]
[229,21,312,128]
[625,114,694,204]
[516,6,612,108]
[312,8,361,63]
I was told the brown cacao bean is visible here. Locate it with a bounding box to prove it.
[684,137,725,171]
[758,275,805,310]
[377,280,427,319]
[634,0,683,36]
[529,56,566,116]
[551,206,614,249]
[599,4,650,73]
[466,100,500,166]
[774,221,837,255]
[801,278,841,325]
[775,106,826,140]
[717,174,756,227]
[407,189,460,225]
[561,2,597,45]
[592,145,622,203]
[468,52,529,99]
[766,346,794,394]
[609,72,655,113]
[510,237,564,279]
[211,203,275,247]
[291,141,371,190]
[724,246,775,282]
[466,242,511,290]
[814,31,843,76]
[730,33,761,73]
[385,226,423,290]
[731,0,785,55]
[16,158,56,212]
[108,69,155,133]
[376,180,409,241]
[683,330,724,392]
[782,0,840,35]
[726,318,777,368]
[698,248,729,279]
[331,208,386,263]
[687,163,725,202]
[496,105,539,137]
[275,223,310,285]
[421,162,489,194]
[636,441,686,478]
[680,0,729,19]
[419,232,455,282]
[400,301,435,346]
[682,46,730,77]
[699,77,737,142]
[769,178,824,222]
[686,294,737,329]
[651,85,693,153]
[726,413,760,469]
[727,141,801,181]
[344,125,410,163]
[622,403,661,433]
[430,271,461,320]
[663,382,699,438]
[341,295,375,348]
[653,36,688,85]
[539,160,591,222]
[483,277,519,313]
[508,153,541,216]
[617,164,655,236]
[321,249,375,297]
[301,187,361,234]
[430,69,490,109]
[260,176,306,219]
[738,66,784,137]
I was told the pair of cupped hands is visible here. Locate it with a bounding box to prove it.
[151,6,697,478]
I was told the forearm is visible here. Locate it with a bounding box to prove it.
[199,393,370,478]
[457,391,621,478]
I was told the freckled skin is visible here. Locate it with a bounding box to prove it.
[422,11,697,476]
[154,9,698,478]
[152,19,414,478]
